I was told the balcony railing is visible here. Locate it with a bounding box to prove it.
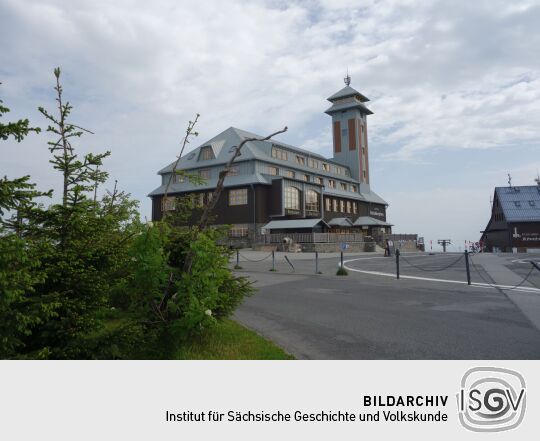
[253,232,367,244]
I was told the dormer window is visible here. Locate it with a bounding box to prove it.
[322,163,330,172]
[271,147,287,161]
[186,152,196,160]
[199,146,215,161]
[296,155,306,166]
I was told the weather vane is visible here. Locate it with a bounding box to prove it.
[507,173,512,187]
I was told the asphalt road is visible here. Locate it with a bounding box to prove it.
[233,252,540,359]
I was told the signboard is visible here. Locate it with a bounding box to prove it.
[340,243,350,251]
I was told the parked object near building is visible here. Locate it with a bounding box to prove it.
[480,178,540,252]
[149,76,391,247]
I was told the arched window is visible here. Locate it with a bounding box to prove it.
[285,186,300,211]
[305,190,319,213]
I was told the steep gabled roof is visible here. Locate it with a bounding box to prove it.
[496,186,540,222]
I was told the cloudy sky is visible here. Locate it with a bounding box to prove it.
[1,0,540,250]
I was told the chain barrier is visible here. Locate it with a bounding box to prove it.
[469,255,538,291]
[399,253,465,272]
[238,252,273,262]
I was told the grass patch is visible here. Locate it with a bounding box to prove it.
[336,266,348,276]
[176,319,294,360]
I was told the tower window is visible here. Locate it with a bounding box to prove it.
[322,163,330,172]
[353,202,358,214]
[328,179,336,188]
[351,185,357,192]
[309,158,319,168]
[325,197,331,212]
[300,174,309,182]
[339,200,345,212]
[346,201,352,213]
[332,199,338,212]
[296,155,306,166]
[315,177,324,185]
[340,183,347,191]
[285,170,295,179]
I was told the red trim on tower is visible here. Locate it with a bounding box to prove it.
[364,123,369,184]
[348,119,356,150]
[333,121,341,153]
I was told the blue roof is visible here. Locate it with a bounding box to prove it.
[496,186,540,222]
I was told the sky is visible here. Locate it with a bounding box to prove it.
[1,0,540,250]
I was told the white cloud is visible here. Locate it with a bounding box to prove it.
[1,0,539,233]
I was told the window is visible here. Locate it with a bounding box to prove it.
[328,179,336,188]
[309,158,319,169]
[345,169,351,177]
[199,146,215,161]
[322,163,330,172]
[285,170,295,179]
[353,202,358,214]
[285,186,300,211]
[162,197,175,212]
[341,128,348,137]
[173,173,185,183]
[296,155,306,166]
[301,174,309,182]
[186,152,196,160]
[339,200,345,212]
[227,166,239,176]
[306,190,319,212]
[199,169,210,180]
[271,147,288,160]
[325,197,331,212]
[229,188,248,206]
[229,224,249,238]
[340,183,347,191]
[346,201,352,213]
[336,166,344,175]
[351,184,357,192]
[363,170,367,179]
[268,166,279,176]
[315,177,324,185]
[332,199,338,212]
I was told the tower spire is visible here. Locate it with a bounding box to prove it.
[344,69,351,86]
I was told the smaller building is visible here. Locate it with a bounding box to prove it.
[480,181,540,252]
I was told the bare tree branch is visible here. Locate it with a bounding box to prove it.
[162,113,200,202]
[196,126,288,231]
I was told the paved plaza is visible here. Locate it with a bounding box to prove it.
[232,251,540,359]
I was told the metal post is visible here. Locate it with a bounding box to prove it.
[464,250,471,285]
[340,251,344,269]
[236,249,240,267]
[272,250,275,271]
[315,251,319,274]
[396,249,400,279]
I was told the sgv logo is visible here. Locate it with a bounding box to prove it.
[457,367,526,432]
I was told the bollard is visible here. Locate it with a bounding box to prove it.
[315,251,319,274]
[236,249,240,267]
[341,251,344,268]
[270,250,276,271]
[396,249,400,279]
[464,250,471,285]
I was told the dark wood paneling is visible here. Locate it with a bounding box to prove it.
[333,120,341,153]
[348,118,356,150]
